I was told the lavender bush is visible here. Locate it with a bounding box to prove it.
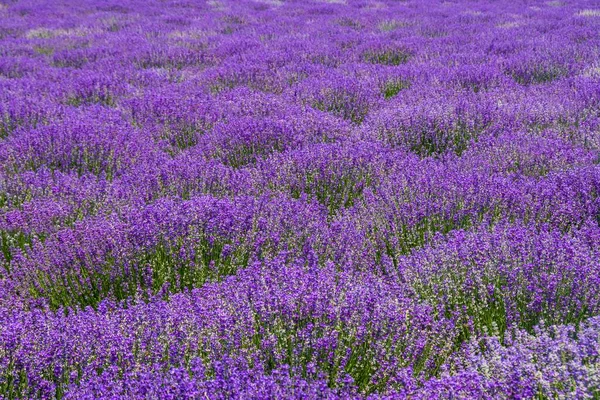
[1,0,600,398]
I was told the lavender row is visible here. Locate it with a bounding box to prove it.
[3,222,600,398]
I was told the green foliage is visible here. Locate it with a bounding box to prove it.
[288,170,372,216]
[382,79,410,99]
[30,235,250,310]
[65,93,115,107]
[0,230,36,273]
[162,124,202,155]
[363,48,412,66]
[511,64,568,85]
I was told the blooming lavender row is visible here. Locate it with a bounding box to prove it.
[1,0,600,398]
[4,225,600,398]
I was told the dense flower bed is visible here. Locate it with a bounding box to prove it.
[1,0,600,398]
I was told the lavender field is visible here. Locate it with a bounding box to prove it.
[1,0,600,398]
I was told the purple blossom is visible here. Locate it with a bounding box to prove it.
[1,0,600,397]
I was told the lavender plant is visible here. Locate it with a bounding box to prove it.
[1,0,600,398]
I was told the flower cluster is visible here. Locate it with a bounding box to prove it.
[1,0,600,398]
